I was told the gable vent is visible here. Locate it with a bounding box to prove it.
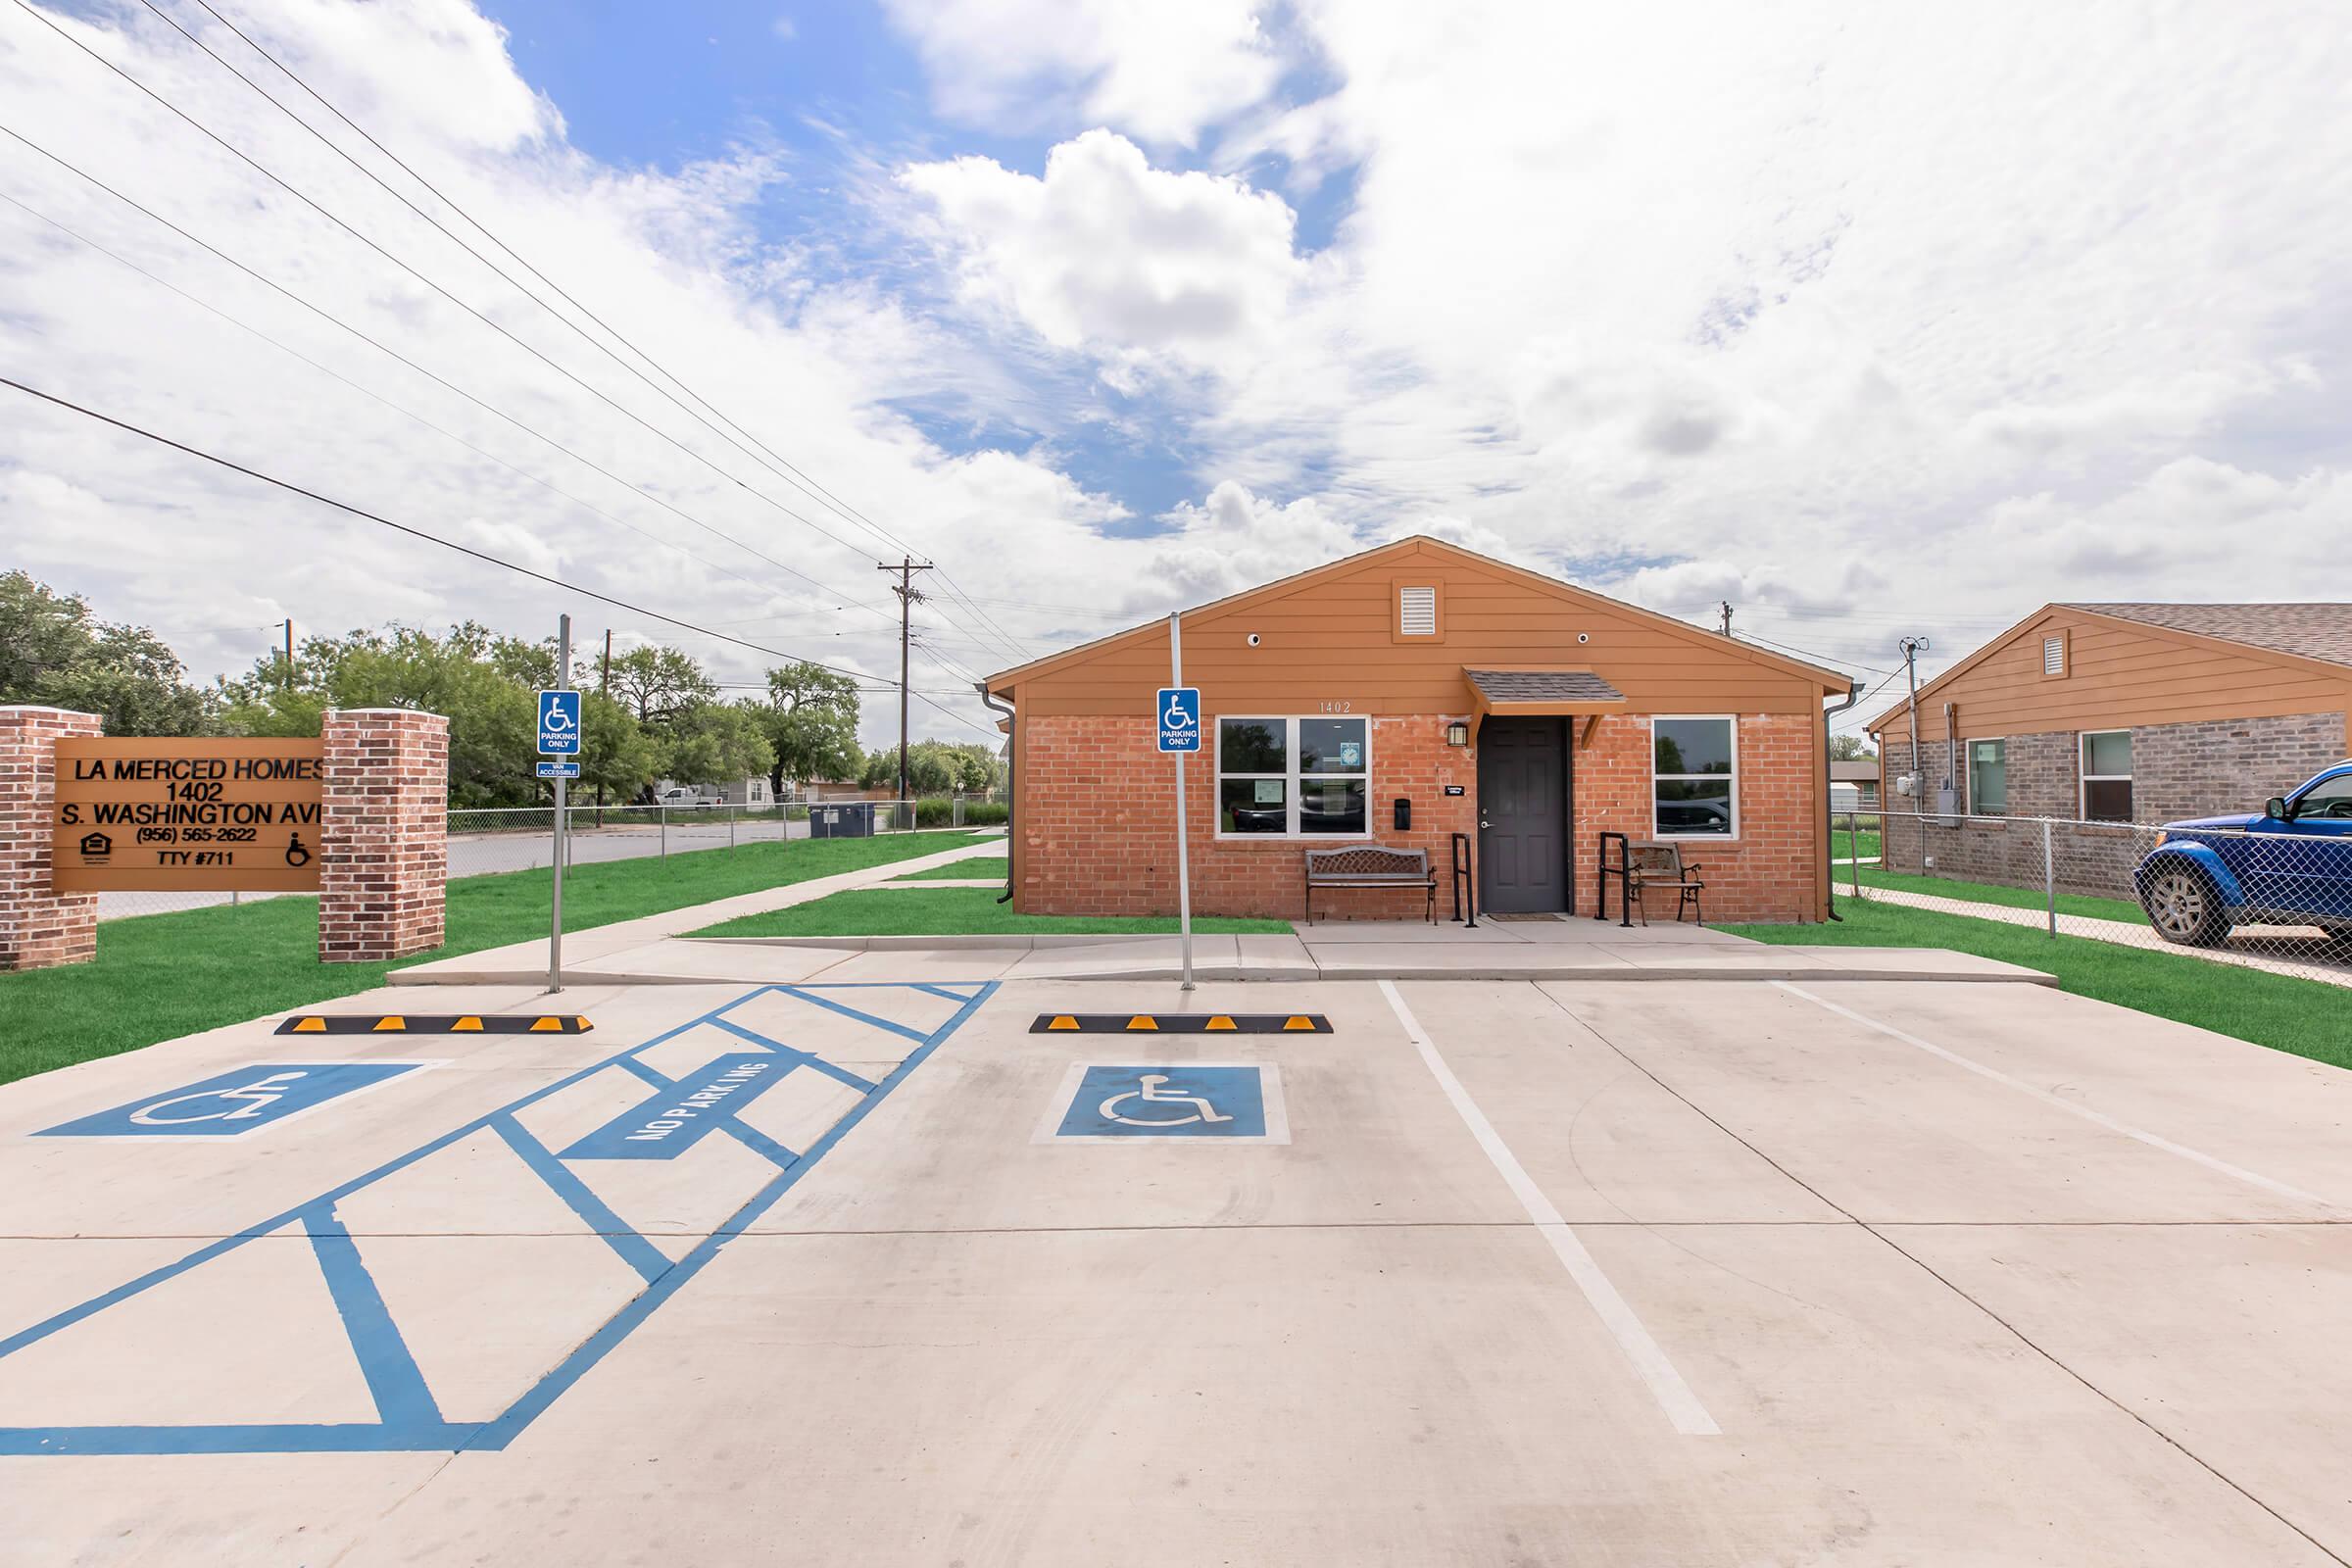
[2043,635,2066,675]
[1398,585,1438,636]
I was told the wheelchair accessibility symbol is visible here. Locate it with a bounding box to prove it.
[1043,1063,1288,1142]
[1155,686,1200,754]
[37,1061,430,1140]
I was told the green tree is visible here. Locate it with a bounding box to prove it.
[606,645,715,724]
[219,622,536,807]
[757,662,862,796]
[657,701,774,787]
[1828,734,1877,762]
[0,571,213,735]
[577,690,658,805]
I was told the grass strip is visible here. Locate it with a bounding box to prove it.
[1849,865,2144,923]
[696,886,1291,938]
[891,856,1009,881]
[1728,897,2351,1068]
[0,833,973,1085]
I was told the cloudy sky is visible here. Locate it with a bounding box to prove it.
[4,0,2349,744]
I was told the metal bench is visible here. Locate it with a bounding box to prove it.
[1303,846,1436,924]
[1626,842,1706,925]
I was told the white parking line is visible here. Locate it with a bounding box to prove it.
[1377,980,1721,1437]
[1770,981,2331,1207]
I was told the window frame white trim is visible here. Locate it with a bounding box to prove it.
[1966,736,2009,816]
[2080,728,2133,820]
[1213,714,1374,841]
[1650,713,1739,841]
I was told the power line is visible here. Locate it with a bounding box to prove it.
[0,121,893,619]
[0,185,808,609]
[0,372,913,693]
[9,0,906,622]
[137,0,1038,666]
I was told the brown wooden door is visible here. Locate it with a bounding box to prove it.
[1478,717,1568,913]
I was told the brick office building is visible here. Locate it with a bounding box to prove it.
[1867,603,2352,889]
[984,537,1851,924]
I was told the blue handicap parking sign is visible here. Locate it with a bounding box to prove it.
[37,1062,426,1140]
[1156,687,1200,753]
[1047,1063,1287,1142]
[537,688,581,755]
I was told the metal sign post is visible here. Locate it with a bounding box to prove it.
[1162,615,1198,991]
[540,617,575,994]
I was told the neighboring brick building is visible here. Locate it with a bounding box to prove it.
[1868,603,2352,887]
[986,536,1850,924]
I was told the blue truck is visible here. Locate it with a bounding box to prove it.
[2132,761,2352,945]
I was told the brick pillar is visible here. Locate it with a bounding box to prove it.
[320,709,449,963]
[0,707,102,972]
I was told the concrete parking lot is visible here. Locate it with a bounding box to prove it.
[3,972,2349,1564]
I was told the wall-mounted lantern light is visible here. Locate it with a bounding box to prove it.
[1445,720,1469,747]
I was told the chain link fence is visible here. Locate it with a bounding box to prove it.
[89,795,1007,922]
[1841,808,2352,990]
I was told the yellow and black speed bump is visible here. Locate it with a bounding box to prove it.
[273,1014,594,1036]
[1030,1013,1330,1035]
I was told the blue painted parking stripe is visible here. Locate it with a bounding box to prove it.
[913,982,982,1004]
[301,1202,444,1428]
[772,986,932,1045]
[710,1015,880,1093]
[0,980,998,1456]
[459,982,999,1453]
[488,1117,672,1285]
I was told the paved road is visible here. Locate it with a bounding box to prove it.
[5,971,2350,1562]
[94,818,814,922]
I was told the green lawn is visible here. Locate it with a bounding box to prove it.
[696,886,1292,938]
[892,856,1008,881]
[1728,897,2352,1069]
[1830,829,1882,861]
[0,832,987,1086]
[1851,865,2144,923]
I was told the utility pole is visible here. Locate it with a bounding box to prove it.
[1718,601,1734,637]
[279,619,294,689]
[598,629,612,820]
[1897,635,1931,793]
[877,557,934,819]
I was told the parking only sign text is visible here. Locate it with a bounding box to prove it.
[1157,687,1200,753]
[537,688,582,756]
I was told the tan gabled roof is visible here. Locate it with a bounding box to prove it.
[986,534,1849,696]
[1865,600,2352,733]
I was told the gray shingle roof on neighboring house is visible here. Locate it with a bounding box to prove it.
[2066,604,2352,667]
[1465,669,1627,704]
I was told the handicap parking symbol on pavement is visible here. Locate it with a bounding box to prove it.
[1041,1063,1289,1143]
[35,1061,431,1140]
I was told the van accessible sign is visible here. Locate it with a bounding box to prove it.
[50,738,324,894]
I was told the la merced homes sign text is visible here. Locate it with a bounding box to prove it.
[51,738,325,893]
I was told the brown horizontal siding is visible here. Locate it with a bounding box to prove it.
[1014,548,1825,717]
[1875,612,2352,738]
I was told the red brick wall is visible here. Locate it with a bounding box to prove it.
[0,707,101,971]
[1017,712,1479,921]
[1573,711,1821,923]
[320,709,450,962]
[1018,709,1821,923]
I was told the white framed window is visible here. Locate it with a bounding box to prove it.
[1968,738,2007,815]
[1652,715,1736,839]
[2081,730,2133,821]
[1217,716,1370,838]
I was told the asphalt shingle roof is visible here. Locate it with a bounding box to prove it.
[1465,669,1626,704]
[2063,604,2352,668]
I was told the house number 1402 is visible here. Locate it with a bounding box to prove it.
[1318,701,1352,712]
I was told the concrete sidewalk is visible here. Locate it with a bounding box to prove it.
[1857,882,2352,989]
[398,914,2055,988]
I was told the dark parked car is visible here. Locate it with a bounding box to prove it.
[2133,761,2352,945]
